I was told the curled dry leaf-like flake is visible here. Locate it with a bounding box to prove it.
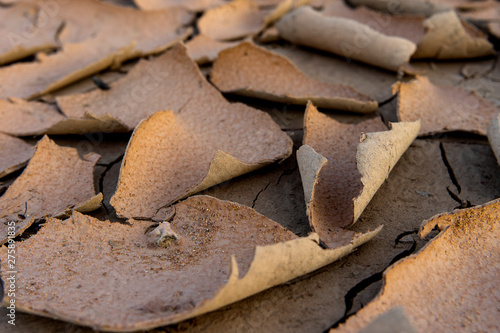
[0,133,33,178]
[323,3,493,60]
[211,42,378,112]
[134,0,225,11]
[412,11,494,59]
[272,45,399,101]
[0,99,64,137]
[198,0,269,41]
[0,2,61,65]
[58,43,249,131]
[258,26,281,43]
[323,1,426,45]
[0,0,193,99]
[0,136,102,245]
[111,108,292,219]
[297,103,419,248]
[186,35,241,64]
[1,196,379,331]
[197,0,305,41]
[487,113,500,165]
[394,75,498,136]
[263,0,310,24]
[0,98,128,136]
[276,6,416,72]
[334,199,500,333]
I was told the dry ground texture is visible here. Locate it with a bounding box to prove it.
[0,0,499,332]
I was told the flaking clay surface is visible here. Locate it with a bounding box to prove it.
[322,0,427,44]
[0,134,33,179]
[394,75,499,136]
[323,1,493,60]
[297,103,419,248]
[149,139,465,333]
[271,45,399,102]
[0,136,102,245]
[2,136,498,332]
[0,99,65,137]
[186,35,241,64]
[0,96,129,136]
[211,42,378,112]
[0,198,295,331]
[334,199,500,333]
[197,0,308,41]
[0,0,193,99]
[412,11,494,59]
[0,2,499,332]
[57,43,250,131]
[110,107,292,219]
[2,196,382,331]
[0,2,61,65]
[276,6,416,72]
[198,0,270,41]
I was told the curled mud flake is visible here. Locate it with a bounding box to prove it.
[0,133,34,178]
[0,0,194,99]
[0,136,102,244]
[0,196,397,331]
[0,2,61,65]
[198,0,269,41]
[211,42,378,113]
[186,34,241,65]
[109,45,292,220]
[394,75,498,136]
[276,7,416,72]
[323,2,493,60]
[297,102,420,248]
[334,199,500,333]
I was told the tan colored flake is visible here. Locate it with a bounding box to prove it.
[110,107,292,219]
[334,199,500,332]
[394,75,498,136]
[1,196,380,331]
[297,103,419,247]
[0,133,33,178]
[211,42,378,112]
[0,136,102,244]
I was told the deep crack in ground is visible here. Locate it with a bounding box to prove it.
[97,153,124,215]
[326,230,419,332]
[439,142,472,209]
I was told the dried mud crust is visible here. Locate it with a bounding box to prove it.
[0,197,297,331]
[335,199,500,332]
[0,0,500,332]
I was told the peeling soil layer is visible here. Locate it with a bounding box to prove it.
[1,0,500,332]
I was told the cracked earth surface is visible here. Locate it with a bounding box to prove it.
[1,1,500,332]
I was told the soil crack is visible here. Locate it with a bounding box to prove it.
[325,231,418,332]
[439,143,472,209]
[97,154,124,215]
[251,180,273,208]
